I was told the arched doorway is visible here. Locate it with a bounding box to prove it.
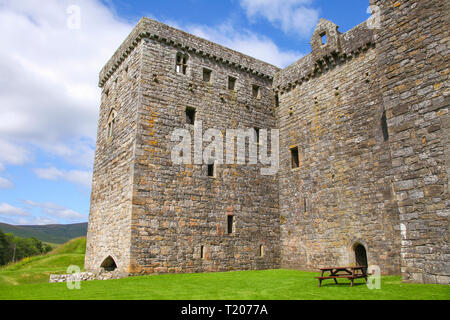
[354,243,368,269]
[100,256,117,272]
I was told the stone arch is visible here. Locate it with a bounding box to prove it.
[100,255,117,272]
[352,242,368,274]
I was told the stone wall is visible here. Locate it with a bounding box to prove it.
[274,19,401,275]
[370,0,449,284]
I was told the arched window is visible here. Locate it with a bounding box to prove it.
[176,52,189,74]
[100,255,117,272]
[107,109,117,138]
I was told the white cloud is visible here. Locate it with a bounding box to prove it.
[169,22,302,68]
[34,167,92,189]
[23,200,87,221]
[0,177,14,189]
[239,0,319,37]
[0,0,134,170]
[0,203,30,217]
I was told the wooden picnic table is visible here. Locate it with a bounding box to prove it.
[315,266,368,287]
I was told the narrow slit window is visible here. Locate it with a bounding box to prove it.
[176,52,188,74]
[228,76,236,91]
[275,93,279,108]
[254,128,260,144]
[259,245,264,257]
[252,85,260,98]
[203,68,212,82]
[227,215,234,234]
[381,110,389,141]
[186,107,196,125]
[107,109,117,138]
[200,245,205,259]
[291,147,300,169]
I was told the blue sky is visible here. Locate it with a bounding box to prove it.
[0,0,371,225]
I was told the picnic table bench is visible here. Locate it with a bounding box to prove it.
[315,266,368,287]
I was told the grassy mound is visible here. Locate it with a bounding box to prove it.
[0,237,86,286]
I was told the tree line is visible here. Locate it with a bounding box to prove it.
[0,229,53,266]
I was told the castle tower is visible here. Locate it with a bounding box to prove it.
[85,18,281,275]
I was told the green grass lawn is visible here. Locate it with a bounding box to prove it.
[0,237,448,300]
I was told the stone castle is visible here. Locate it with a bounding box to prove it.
[85,0,449,284]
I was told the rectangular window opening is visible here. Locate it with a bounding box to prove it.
[207,164,215,177]
[321,32,327,45]
[381,110,389,141]
[186,107,196,125]
[200,245,205,259]
[291,147,300,169]
[254,128,260,144]
[259,245,264,257]
[203,68,212,83]
[227,215,234,234]
[252,85,260,98]
[228,76,236,91]
[275,93,279,108]
[176,53,188,75]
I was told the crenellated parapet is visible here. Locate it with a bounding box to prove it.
[99,18,280,88]
[274,19,375,94]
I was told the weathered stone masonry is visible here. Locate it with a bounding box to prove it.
[85,1,449,284]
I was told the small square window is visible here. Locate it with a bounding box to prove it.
[203,68,212,82]
[186,107,196,125]
[291,147,300,169]
[252,85,260,98]
[228,76,236,91]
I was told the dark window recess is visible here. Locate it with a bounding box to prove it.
[381,110,389,141]
[228,76,236,91]
[252,85,260,98]
[200,246,204,259]
[291,147,300,169]
[259,245,264,257]
[203,68,212,82]
[254,128,260,143]
[186,107,196,125]
[207,164,215,177]
[275,93,279,107]
[227,215,234,234]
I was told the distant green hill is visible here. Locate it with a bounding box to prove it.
[0,223,88,244]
